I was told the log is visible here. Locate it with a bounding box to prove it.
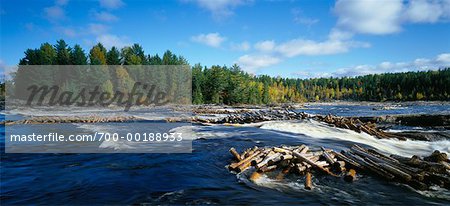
[259,165,277,173]
[351,145,419,177]
[229,147,242,161]
[316,161,329,167]
[298,145,309,154]
[256,152,280,169]
[273,147,291,154]
[344,169,357,182]
[294,163,308,175]
[376,163,412,182]
[333,151,363,170]
[292,151,339,177]
[321,147,336,164]
[251,151,268,166]
[343,151,395,179]
[229,150,262,172]
[305,171,313,190]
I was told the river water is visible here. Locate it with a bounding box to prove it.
[1,103,450,205]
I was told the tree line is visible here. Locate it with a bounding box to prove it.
[11,39,450,104]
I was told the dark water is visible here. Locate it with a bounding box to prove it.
[1,104,450,205]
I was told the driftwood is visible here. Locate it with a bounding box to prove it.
[228,144,449,191]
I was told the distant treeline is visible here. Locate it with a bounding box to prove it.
[12,39,450,104]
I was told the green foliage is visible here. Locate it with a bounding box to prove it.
[55,39,71,65]
[106,46,121,65]
[71,45,87,65]
[89,43,107,65]
[14,39,450,104]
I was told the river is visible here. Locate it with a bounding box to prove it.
[1,102,450,205]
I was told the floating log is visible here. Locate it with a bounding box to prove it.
[228,144,449,191]
[259,165,277,173]
[321,147,336,165]
[229,147,242,161]
[305,171,313,190]
[229,150,262,172]
[292,151,338,177]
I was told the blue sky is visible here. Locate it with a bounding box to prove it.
[1,0,449,78]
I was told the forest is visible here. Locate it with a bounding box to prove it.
[8,39,450,104]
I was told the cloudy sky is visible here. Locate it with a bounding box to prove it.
[1,0,450,78]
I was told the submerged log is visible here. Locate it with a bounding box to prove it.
[344,169,357,182]
[250,171,263,182]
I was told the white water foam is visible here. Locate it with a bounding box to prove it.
[258,119,450,157]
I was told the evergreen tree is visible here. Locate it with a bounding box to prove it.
[70,44,87,65]
[106,46,121,65]
[55,39,71,65]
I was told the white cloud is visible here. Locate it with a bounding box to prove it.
[191,33,226,47]
[235,54,281,73]
[334,0,403,35]
[230,41,250,51]
[96,34,130,49]
[187,0,251,19]
[405,0,445,23]
[99,0,124,10]
[276,38,369,57]
[233,29,369,72]
[437,53,450,62]
[329,53,450,77]
[44,6,65,21]
[94,11,118,22]
[334,0,450,35]
[254,40,275,52]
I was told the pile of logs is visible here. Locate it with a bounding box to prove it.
[228,144,449,191]
[193,109,308,124]
[193,108,251,114]
[2,115,138,125]
[316,114,407,140]
[193,110,408,140]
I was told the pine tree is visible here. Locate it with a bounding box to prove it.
[70,44,87,65]
[106,46,121,65]
[55,39,71,65]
